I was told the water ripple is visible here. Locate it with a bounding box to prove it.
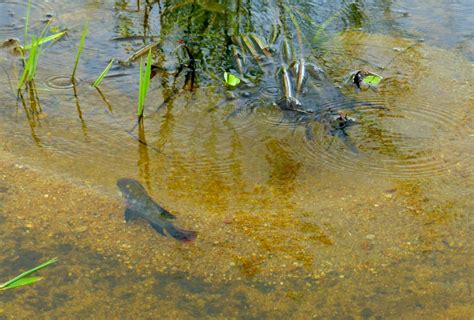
[0,1,55,38]
[297,98,469,178]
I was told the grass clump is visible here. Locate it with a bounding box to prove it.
[17,36,41,89]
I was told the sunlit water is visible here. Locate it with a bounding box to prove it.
[0,1,473,318]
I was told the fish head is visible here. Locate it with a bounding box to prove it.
[117,178,147,199]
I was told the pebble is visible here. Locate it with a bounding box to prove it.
[74,226,88,233]
[360,240,373,251]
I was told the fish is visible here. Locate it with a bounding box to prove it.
[295,58,306,95]
[232,46,244,75]
[249,33,272,58]
[276,64,302,111]
[241,34,261,62]
[117,178,197,242]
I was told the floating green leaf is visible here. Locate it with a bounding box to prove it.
[363,74,383,86]
[224,72,240,86]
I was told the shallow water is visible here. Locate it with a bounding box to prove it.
[0,1,473,319]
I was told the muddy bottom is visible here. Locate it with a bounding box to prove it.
[0,149,472,319]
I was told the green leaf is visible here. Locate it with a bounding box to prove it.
[71,23,88,80]
[0,257,58,289]
[23,0,32,47]
[1,277,43,290]
[50,26,61,33]
[224,72,240,86]
[362,74,383,86]
[137,49,153,117]
[92,58,114,88]
[22,31,67,50]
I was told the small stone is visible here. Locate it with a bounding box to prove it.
[37,112,48,120]
[360,240,373,251]
[366,234,375,240]
[223,215,234,224]
[75,226,88,233]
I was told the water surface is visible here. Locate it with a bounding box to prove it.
[0,1,472,318]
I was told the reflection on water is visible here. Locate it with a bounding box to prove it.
[0,0,473,318]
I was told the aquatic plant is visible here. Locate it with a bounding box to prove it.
[17,0,66,89]
[23,0,32,48]
[224,72,240,86]
[71,23,88,81]
[0,257,58,290]
[17,36,41,89]
[22,31,67,51]
[137,49,152,120]
[18,0,43,89]
[92,58,115,88]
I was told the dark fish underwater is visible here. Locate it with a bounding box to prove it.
[117,178,197,242]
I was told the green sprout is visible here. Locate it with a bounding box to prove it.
[1,257,58,291]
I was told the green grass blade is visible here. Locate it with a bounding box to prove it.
[144,49,152,91]
[313,11,342,43]
[29,37,41,82]
[22,31,67,50]
[137,49,152,117]
[71,23,88,80]
[92,58,115,88]
[38,20,52,41]
[23,0,32,47]
[1,277,43,290]
[1,257,58,289]
[18,35,37,88]
[137,57,144,116]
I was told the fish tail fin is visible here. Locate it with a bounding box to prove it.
[165,224,197,242]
